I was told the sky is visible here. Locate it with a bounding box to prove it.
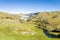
[0,0,60,14]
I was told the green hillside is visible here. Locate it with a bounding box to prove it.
[0,11,60,40]
[28,11,60,36]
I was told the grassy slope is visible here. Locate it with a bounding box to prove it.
[0,12,60,40]
[0,20,60,40]
[29,12,60,35]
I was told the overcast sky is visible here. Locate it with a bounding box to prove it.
[0,0,60,14]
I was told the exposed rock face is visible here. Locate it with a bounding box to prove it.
[20,14,29,20]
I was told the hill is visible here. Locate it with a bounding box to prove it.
[28,11,60,36]
[0,11,60,40]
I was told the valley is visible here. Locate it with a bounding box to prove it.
[0,11,60,40]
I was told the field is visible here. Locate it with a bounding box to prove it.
[0,12,60,40]
[0,19,60,40]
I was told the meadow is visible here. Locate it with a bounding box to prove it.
[0,12,60,40]
[0,20,59,40]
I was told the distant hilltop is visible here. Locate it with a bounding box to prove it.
[0,10,60,21]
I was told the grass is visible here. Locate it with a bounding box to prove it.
[0,19,60,40]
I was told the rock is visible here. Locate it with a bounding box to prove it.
[21,31,35,35]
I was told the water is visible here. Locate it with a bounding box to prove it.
[43,29,55,38]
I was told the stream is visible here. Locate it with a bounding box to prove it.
[43,28,57,38]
